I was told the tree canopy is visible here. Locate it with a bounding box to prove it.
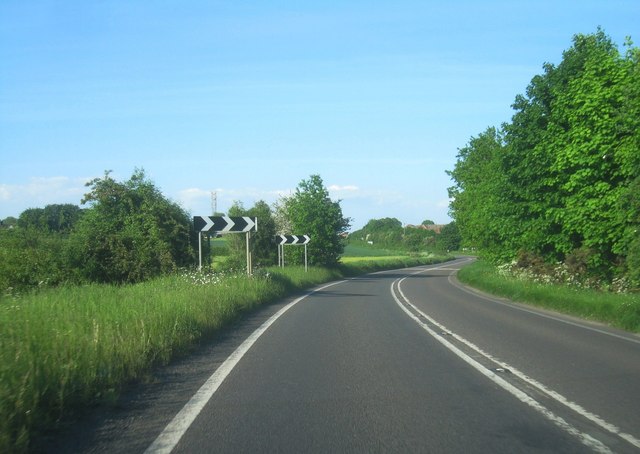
[283,175,351,266]
[17,204,83,233]
[448,29,640,286]
[349,217,456,252]
[68,169,194,283]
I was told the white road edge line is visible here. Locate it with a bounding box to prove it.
[391,274,616,454]
[144,280,347,454]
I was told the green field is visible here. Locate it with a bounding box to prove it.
[340,255,412,263]
[341,243,400,257]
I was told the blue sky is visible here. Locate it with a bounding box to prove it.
[1,1,638,230]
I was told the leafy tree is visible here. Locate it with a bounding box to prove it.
[0,217,17,228]
[500,56,571,260]
[2,205,82,291]
[43,204,83,233]
[402,227,435,252]
[0,227,69,292]
[544,30,636,276]
[350,218,403,247]
[68,169,193,283]
[365,217,403,232]
[447,127,512,259]
[436,222,462,252]
[227,200,277,268]
[618,176,640,287]
[614,40,640,285]
[502,29,638,277]
[16,204,82,233]
[382,229,403,248]
[448,29,640,285]
[421,219,435,225]
[247,200,277,266]
[284,175,350,266]
[18,208,46,230]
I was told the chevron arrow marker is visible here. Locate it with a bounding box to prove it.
[275,234,311,245]
[219,216,233,233]
[243,217,256,232]
[202,216,215,232]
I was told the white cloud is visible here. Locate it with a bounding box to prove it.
[0,177,91,217]
[177,187,210,203]
[327,184,362,201]
[328,184,359,192]
[0,185,11,201]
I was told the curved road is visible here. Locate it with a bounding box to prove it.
[52,258,640,453]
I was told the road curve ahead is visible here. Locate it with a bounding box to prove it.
[143,258,640,454]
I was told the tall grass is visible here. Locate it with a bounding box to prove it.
[1,271,284,451]
[1,255,450,452]
[458,260,640,333]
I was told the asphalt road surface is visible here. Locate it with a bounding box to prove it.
[49,258,640,453]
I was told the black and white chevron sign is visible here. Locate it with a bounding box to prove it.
[276,234,311,245]
[194,216,257,233]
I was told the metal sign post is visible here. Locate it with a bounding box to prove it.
[198,232,203,270]
[246,230,252,276]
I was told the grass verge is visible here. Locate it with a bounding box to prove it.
[0,254,451,452]
[457,260,640,333]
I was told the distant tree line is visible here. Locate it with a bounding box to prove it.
[447,29,640,288]
[349,217,461,253]
[0,171,351,292]
[0,170,195,291]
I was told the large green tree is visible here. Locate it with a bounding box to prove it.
[18,204,82,233]
[402,227,435,252]
[283,175,350,266]
[68,169,193,283]
[612,40,640,285]
[17,208,46,231]
[543,30,638,276]
[349,217,403,248]
[436,222,462,252]
[447,127,513,259]
[448,29,640,285]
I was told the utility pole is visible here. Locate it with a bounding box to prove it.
[211,191,217,215]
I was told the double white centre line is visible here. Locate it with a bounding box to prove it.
[391,268,640,453]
